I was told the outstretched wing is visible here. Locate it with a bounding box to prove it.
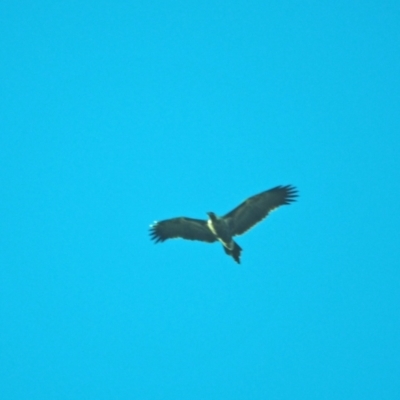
[150,217,217,243]
[223,185,298,236]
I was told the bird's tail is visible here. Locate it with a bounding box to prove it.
[223,241,242,264]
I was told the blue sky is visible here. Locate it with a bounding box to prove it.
[1,1,399,399]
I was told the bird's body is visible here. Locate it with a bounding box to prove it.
[150,185,298,264]
[206,211,242,263]
[206,212,233,248]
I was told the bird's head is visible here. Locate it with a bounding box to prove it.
[207,212,218,222]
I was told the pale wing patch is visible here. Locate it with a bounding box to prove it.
[207,219,217,235]
[207,219,233,249]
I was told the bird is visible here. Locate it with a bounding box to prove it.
[149,185,298,264]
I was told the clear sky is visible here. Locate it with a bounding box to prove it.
[1,1,399,399]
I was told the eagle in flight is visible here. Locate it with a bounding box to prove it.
[149,185,298,264]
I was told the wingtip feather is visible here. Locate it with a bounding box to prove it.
[149,222,164,243]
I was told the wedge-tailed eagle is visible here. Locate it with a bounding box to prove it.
[149,185,298,264]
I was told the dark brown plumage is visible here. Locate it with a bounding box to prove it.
[150,185,298,263]
[223,185,298,235]
[150,217,216,243]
